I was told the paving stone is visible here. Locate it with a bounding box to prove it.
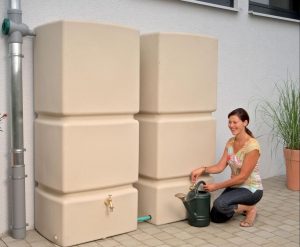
[138,223,155,230]
[127,229,143,236]
[171,231,193,240]
[289,234,300,243]
[141,227,162,235]
[235,230,255,239]
[249,236,270,245]
[239,243,261,247]
[197,244,217,247]
[273,229,295,238]
[262,243,283,247]
[206,237,231,245]
[284,242,300,247]
[218,244,239,247]
[25,230,47,243]
[253,230,276,238]
[97,239,120,247]
[118,238,142,247]
[269,235,291,244]
[152,232,173,241]
[282,219,299,226]
[77,241,99,247]
[141,238,164,246]
[161,227,181,234]
[213,231,234,238]
[185,227,205,234]
[112,234,134,242]
[185,237,207,246]
[168,221,189,229]
[163,238,186,246]
[240,226,259,233]
[277,224,298,231]
[257,224,278,232]
[227,236,249,245]
[0,241,6,247]
[2,241,30,247]
[260,219,283,227]
[1,235,16,244]
[131,233,153,241]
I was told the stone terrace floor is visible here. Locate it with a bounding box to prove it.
[0,176,299,247]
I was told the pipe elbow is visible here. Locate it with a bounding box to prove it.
[2,18,35,37]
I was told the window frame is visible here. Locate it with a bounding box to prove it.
[249,1,300,21]
[194,0,234,8]
[179,0,238,12]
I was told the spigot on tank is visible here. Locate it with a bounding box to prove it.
[104,195,114,212]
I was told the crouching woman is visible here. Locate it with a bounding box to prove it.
[191,108,263,227]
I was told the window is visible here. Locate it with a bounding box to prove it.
[249,0,300,20]
[195,0,234,8]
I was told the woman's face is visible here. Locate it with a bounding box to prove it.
[228,115,247,136]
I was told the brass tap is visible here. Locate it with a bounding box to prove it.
[104,195,114,212]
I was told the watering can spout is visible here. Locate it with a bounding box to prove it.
[175,193,196,218]
[174,193,186,201]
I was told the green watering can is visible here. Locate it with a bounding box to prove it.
[175,180,210,227]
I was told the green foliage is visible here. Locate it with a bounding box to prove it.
[256,78,299,150]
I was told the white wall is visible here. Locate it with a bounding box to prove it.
[0,0,299,234]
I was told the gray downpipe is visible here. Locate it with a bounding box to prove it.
[2,0,34,239]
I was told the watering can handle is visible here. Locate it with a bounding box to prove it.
[195,180,206,194]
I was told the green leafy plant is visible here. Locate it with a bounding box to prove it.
[256,78,299,150]
[0,113,7,132]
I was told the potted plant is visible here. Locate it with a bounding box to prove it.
[256,78,299,190]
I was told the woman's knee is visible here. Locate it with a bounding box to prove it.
[213,197,230,214]
[210,206,231,223]
[253,190,263,203]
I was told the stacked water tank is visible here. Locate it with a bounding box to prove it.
[135,32,218,225]
[34,21,139,246]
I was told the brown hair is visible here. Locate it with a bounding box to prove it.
[228,108,254,138]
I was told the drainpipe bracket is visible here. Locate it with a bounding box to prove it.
[12,148,26,154]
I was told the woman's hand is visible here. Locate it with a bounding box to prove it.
[190,167,206,183]
[203,183,218,192]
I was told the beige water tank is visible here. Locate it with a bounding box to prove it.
[135,32,218,225]
[34,20,139,246]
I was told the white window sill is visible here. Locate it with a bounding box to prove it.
[248,11,300,23]
[180,0,239,12]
